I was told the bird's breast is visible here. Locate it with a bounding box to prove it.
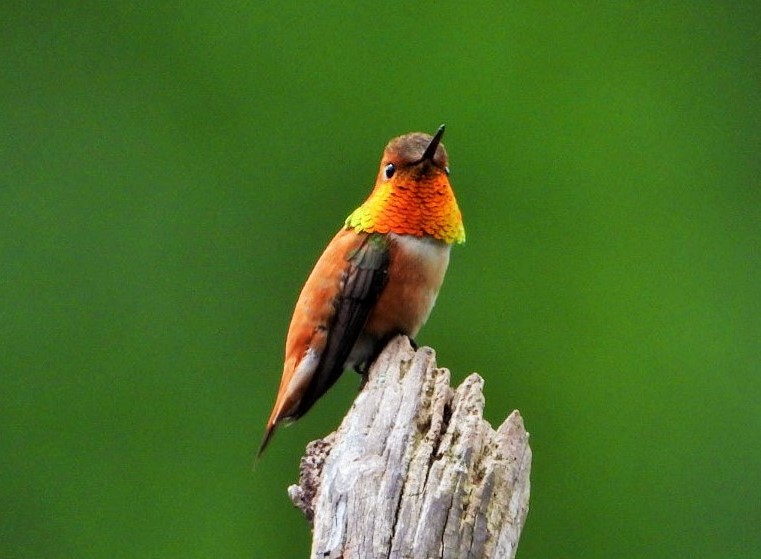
[362,233,451,338]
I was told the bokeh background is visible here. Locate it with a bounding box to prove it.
[2,3,759,558]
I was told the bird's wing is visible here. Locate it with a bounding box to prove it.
[296,232,390,416]
[258,232,389,455]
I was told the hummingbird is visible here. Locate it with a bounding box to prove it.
[259,125,465,454]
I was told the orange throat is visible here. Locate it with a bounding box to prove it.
[345,175,465,244]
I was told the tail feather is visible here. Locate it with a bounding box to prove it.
[257,421,278,458]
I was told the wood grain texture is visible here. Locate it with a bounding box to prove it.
[288,336,531,559]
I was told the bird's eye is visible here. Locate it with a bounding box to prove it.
[384,163,396,179]
[444,166,450,176]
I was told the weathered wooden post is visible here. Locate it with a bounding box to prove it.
[288,336,531,559]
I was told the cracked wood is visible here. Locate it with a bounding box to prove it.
[288,336,531,559]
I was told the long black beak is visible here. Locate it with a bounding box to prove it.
[421,124,445,162]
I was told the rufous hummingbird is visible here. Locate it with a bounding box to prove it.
[259,125,465,454]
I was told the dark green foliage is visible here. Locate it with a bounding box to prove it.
[1,3,759,558]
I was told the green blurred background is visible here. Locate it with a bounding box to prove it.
[2,2,759,558]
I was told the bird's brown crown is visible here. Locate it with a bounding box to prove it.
[345,130,465,244]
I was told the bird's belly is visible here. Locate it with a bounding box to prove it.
[348,234,451,367]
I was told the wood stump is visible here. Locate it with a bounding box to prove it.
[288,336,531,559]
